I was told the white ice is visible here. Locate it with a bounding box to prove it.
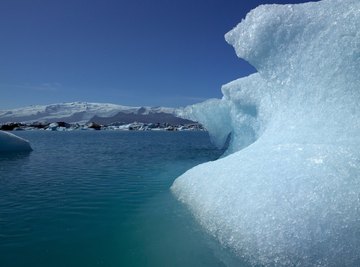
[172,0,360,266]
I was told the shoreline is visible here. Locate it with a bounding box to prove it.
[0,121,205,132]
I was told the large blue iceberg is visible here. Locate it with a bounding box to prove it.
[172,0,360,266]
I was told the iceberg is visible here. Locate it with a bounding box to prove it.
[172,0,360,266]
[0,131,32,152]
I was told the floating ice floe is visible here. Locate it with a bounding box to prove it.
[172,0,360,266]
[0,131,32,153]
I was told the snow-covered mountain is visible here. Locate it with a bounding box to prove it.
[0,102,192,124]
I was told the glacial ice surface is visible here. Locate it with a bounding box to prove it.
[172,0,360,266]
[0,131,32,152]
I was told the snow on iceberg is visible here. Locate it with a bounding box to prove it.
[0,131,32,152]
[172,0,360,266]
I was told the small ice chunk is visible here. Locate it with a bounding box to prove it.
[0,131,32,152]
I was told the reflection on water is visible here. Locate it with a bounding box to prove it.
[0,151,31,179]
[0,151,31,162]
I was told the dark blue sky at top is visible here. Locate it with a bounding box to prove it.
[0,0,315,109]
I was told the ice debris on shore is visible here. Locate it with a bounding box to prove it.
[0,121,204,132]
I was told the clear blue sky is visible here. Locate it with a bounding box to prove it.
[0,0,315,109]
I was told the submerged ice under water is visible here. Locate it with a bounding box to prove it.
[172,0,360,266]
[0,131,244,267]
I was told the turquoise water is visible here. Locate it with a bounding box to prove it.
[0,131,243,267]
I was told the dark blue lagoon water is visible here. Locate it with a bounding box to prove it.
[0,131,243,267]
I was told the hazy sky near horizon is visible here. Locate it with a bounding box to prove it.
[0,0,316,109]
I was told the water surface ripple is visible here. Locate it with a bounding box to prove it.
[0,131,243,267]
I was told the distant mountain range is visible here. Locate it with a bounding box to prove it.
[0,102,194,125]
